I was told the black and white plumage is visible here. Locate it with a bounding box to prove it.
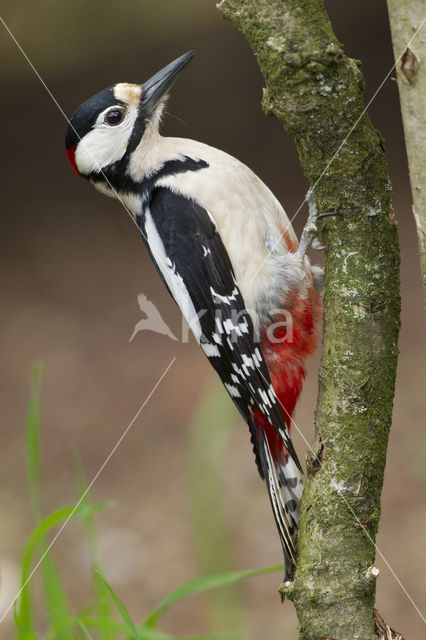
[65,52,322,583]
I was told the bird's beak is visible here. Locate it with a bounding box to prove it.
[140,51,194,114]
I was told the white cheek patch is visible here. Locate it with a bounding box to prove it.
[75,102,139,175]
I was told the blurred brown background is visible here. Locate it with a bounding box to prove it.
[1,1,425,638]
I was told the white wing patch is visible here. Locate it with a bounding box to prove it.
[201,343,220,358]
[144,210,203,342]
[224,382,241,398]
[210,286,238,305]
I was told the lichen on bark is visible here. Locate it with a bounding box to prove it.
[217,1,401,638]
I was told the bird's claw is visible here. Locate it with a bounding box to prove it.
[297,189,320,260]
[297,189,339,259]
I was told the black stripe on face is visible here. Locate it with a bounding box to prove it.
[65,86,119,149]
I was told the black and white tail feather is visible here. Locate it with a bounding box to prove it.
[255,428,303,583]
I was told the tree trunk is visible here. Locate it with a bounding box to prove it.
[386,2,426,305]
[217,1,401,638]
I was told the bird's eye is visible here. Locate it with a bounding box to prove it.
[104,108,124,126]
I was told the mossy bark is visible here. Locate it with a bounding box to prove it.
[217,1,401,638]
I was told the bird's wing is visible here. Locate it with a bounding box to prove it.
[139,186,301,472]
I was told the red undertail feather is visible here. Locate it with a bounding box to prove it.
[261,278,322,460]
[249,278,321,580]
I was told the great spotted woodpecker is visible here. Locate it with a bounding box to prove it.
[65,52,323,582]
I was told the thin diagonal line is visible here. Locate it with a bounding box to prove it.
[256,367,426,624]
[249,15,426,285]
[0,16,147,240]
[0,357,176,625]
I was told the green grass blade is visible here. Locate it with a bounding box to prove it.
[76,615,129,635]
[74,616,96,639]
[136,630,174,640]
[40,550,73,639]
[95,571,141,639]
[20,504,107,587]
[15,503,107,636]
[73,451,115,640]
[180,634,245,640]
[78,615,173,639]
[13,603,36,640]
[137,632,172,640]
[16,362,44,636]
[143,564,283,628]
[25,361,43,521]
[92,569,115,640]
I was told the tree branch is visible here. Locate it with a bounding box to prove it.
[386,3,426,305]
[217,1,401,637]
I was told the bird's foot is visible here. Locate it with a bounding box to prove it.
[297,188,339,259]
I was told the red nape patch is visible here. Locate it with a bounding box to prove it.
[66,145,80,176]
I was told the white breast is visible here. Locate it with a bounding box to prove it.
[129,135,307,319]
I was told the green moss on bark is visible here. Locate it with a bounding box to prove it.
[218,1,400,638]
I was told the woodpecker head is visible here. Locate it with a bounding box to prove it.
[65,51,194,183]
